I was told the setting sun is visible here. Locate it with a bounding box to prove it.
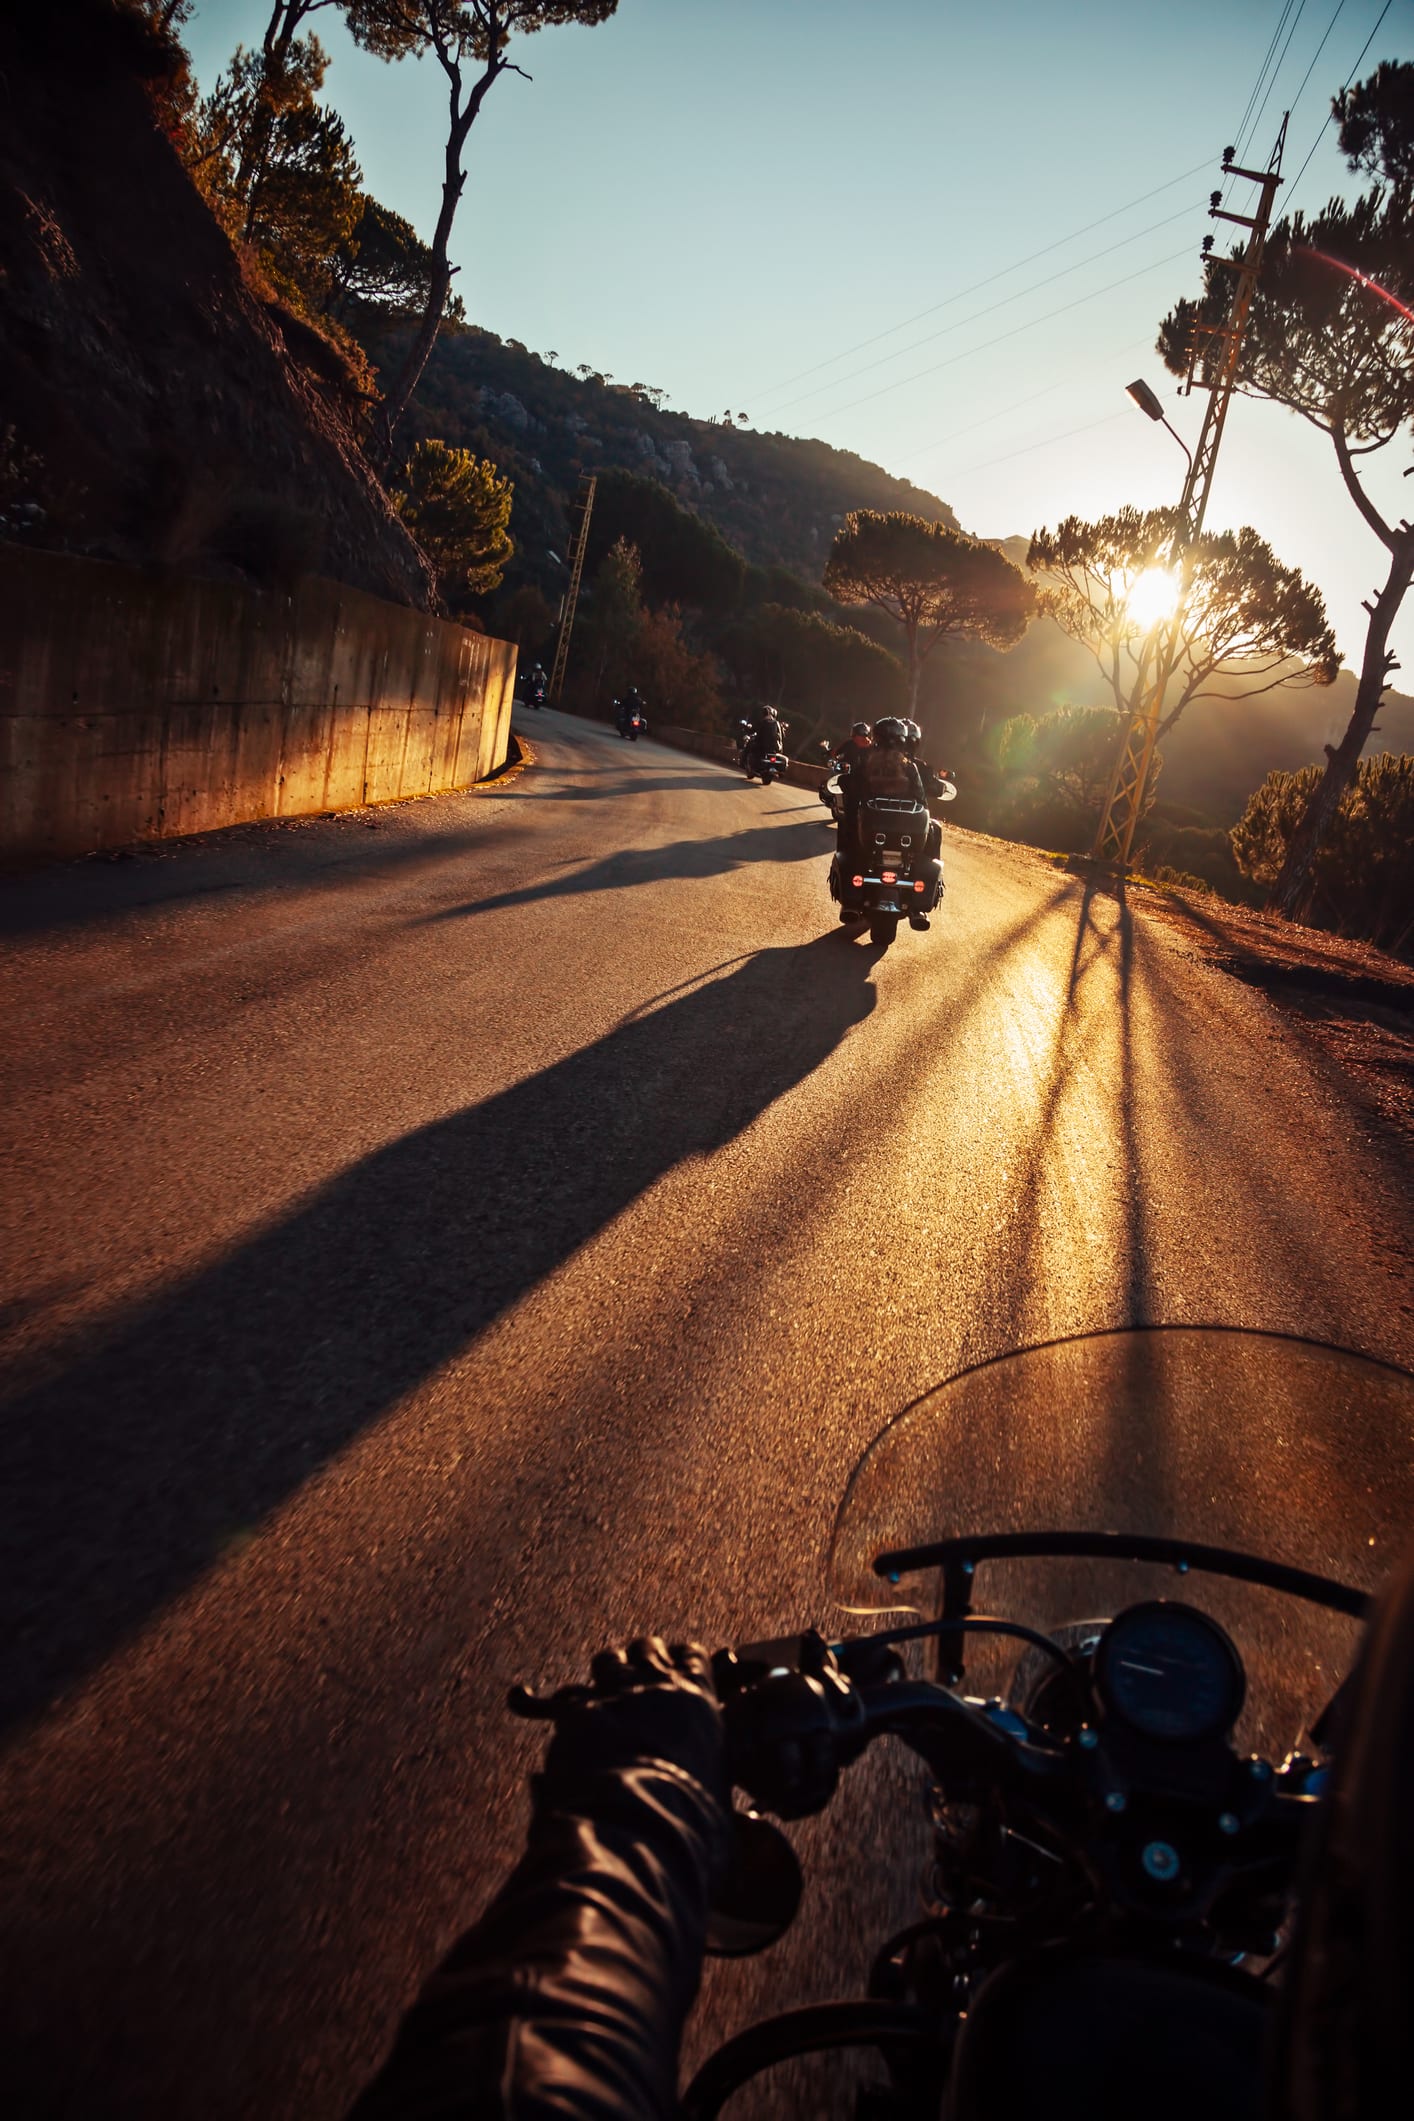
[1127,565,1182,631]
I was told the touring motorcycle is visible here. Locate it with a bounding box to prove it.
[735,717,790,785]
[829,780,956,946]
[515,1329,1414,2119]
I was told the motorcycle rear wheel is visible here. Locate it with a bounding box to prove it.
[870,915,899,947]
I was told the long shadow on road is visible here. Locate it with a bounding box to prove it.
[488,769,744,804]
[419,817,828,921]
[0,818,525,944]
[0,932,882,1734]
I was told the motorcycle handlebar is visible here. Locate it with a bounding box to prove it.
[510,1653,1060,1822]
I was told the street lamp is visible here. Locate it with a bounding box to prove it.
[1125,378,1193,476]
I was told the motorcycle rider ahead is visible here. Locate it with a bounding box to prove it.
[744,704,785,779]
[828,720,874,775]
[617,688,647,738]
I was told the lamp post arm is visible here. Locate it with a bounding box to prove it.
[1161,416,1194,476]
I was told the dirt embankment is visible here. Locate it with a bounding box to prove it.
[0,3,430,607]
[1135,884,1414,1146]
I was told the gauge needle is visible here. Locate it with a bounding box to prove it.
[1119,1660,1166,1676]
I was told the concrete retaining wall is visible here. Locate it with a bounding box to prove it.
[0,544,517,861]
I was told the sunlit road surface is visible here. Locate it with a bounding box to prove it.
[2,708,1412,2117]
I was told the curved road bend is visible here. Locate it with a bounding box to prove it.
[1,708,1411,2116]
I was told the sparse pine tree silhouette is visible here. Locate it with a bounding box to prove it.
[326,196,436,321]
[824,511,1034,712]
[351,3,620,461]
[1336,59,1414,202]
[1028,507,1337,740]
[1159,63,1414,920]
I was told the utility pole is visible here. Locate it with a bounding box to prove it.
[548,474,596,706]
[1092,120,1287,868]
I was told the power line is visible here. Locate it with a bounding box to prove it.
[769,202,1197,420]
[1243,0,1312,158]
[897,334,1156,469]
[748,156,1213,406]
[1233,0,1301,160]
[1287,0,1352,120]
[1285,0,1395,208]
[806,246,1195,428]
[944,409,1133,487]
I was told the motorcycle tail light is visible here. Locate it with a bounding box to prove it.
[882,871,897,884]
[852,875,864,889]
[914,880,925,892]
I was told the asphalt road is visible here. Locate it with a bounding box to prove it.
[2,708,1412,2118]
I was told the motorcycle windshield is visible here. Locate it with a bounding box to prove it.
[828,1330,1414,1757]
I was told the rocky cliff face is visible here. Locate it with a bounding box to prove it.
[0,2,432,607]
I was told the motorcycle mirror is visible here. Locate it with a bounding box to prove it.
[705,1810,803,1957]
[935,780,958,803]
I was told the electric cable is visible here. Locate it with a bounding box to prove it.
[807,246,1194,429]
[1242,0,1313,162]
[1232,1,1300,162]
[1284,0,1395,209]
[943,409,1133,486]
[1286,0,1352,123]
[749,157,1213,406]
[770,203,1198,420]
[896,334,1155,469]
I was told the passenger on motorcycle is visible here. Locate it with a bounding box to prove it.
[839,714,928,853]
[900,717,950,863]
[350,1541,1414,2121]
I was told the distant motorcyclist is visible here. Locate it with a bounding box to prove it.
[744,704,785,778]
[616,687,647,737]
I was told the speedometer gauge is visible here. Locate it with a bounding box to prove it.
[1093,1602,1245,1743]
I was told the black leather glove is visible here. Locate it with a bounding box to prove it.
[540,1636,726,1810]
[349,1641,727,2120]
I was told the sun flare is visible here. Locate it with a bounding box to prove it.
[1127,566,1181,631]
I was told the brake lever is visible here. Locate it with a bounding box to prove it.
[507,1682,595,1721]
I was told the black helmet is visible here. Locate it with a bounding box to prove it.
[850,720,872,738]
[873,716,909,748]
[904,719,923,746]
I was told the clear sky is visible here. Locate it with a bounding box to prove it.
[184,0,1414,675]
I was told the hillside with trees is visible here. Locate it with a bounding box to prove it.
[0,1,429,603]
[382,320,963,598]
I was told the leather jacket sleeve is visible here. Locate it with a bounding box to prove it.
[348,1759,726,2121]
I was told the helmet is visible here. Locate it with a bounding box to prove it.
[904,719,923,747]
[873,717,909,748]
[850,720,872,739]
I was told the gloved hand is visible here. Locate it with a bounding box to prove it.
[539,1636,726,1809]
